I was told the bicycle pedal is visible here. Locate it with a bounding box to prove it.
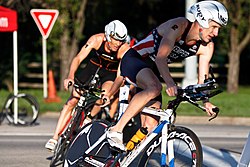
[109,146,125,153]
[76,158,86,167]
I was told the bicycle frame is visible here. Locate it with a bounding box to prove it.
[81,106,175,167]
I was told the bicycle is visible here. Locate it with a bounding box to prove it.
[63,66,222,167]
[50,67,141,166]
[0,93,39,126]
[49,71,104,167]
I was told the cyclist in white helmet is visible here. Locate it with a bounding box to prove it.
[45,20,130,152]
[102,1,228,150]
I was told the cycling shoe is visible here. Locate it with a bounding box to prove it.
[45,138,57,152]
[106,128,125,151]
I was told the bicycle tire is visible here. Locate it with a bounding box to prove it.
[63,119,111,167]
[0,108,5,125]
[50,104,95,167]
[138,125,203,167]
[50,115,83,167]
[3,93,39,125]
[50,135,66,167]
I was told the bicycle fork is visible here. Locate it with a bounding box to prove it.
[155,120,175,167]
[119,120,171,167]
[162,122,175,167]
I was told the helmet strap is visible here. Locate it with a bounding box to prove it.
[106,41,112,51]
[198,27,204,41]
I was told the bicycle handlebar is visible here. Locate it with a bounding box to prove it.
[68,81,73,89]
[69,78,103,97]
[172,67,222,121]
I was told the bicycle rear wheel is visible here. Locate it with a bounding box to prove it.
[138,125,203,167]
[50,135,69,167]
[4,93,39,125]
[63,120,112,167]
[51,103,97,167]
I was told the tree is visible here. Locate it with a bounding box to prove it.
[56,0,88,90]
[221,0,250,93]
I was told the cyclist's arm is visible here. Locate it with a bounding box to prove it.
[64,34,103,89]
[197,42,214,84]
[155,35,176,90]
[155,20,185,96]
[197,42,217,116]
[101,75,124,107]
[67,35,101,80]
[106,75,124,98]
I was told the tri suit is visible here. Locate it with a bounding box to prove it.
[76,41,120,85]
[121,21,203,86]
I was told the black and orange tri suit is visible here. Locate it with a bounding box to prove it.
[76,41,120,84]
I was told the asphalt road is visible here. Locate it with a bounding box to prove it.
[0,116,249,167]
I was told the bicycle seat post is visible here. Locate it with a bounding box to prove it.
[118,82,130,120]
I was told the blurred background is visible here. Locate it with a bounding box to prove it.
[0,0,249,116]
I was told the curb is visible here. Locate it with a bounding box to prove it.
[41,112,250,126]
[176,116,250,126]
[41,111,61,118]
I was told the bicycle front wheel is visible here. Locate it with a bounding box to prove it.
[4,93,39,125]
[138,125,203,167]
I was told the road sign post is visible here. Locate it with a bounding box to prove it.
[30,9,59,98]
[0,6,18,124]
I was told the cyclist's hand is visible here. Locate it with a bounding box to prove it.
[101,94,110,107]
[64,78,74,91]
[166,85,178,96]
[204,102,217,117]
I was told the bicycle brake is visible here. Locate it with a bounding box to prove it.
[209,107,219,121]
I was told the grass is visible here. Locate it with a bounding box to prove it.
[162,86,250,117]
[1,86,250,117]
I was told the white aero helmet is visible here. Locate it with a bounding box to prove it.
[105,20,127,42]
[187,0,228,28]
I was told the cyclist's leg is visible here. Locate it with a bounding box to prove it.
[55,99,78,138]
[109,93,119,119]
[141,100,161,132]
[45,90,79,150]
[140,65,164,132]
[111,68,161,131]
[107,68,162,150]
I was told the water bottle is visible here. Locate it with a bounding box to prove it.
[126,127,148,151]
